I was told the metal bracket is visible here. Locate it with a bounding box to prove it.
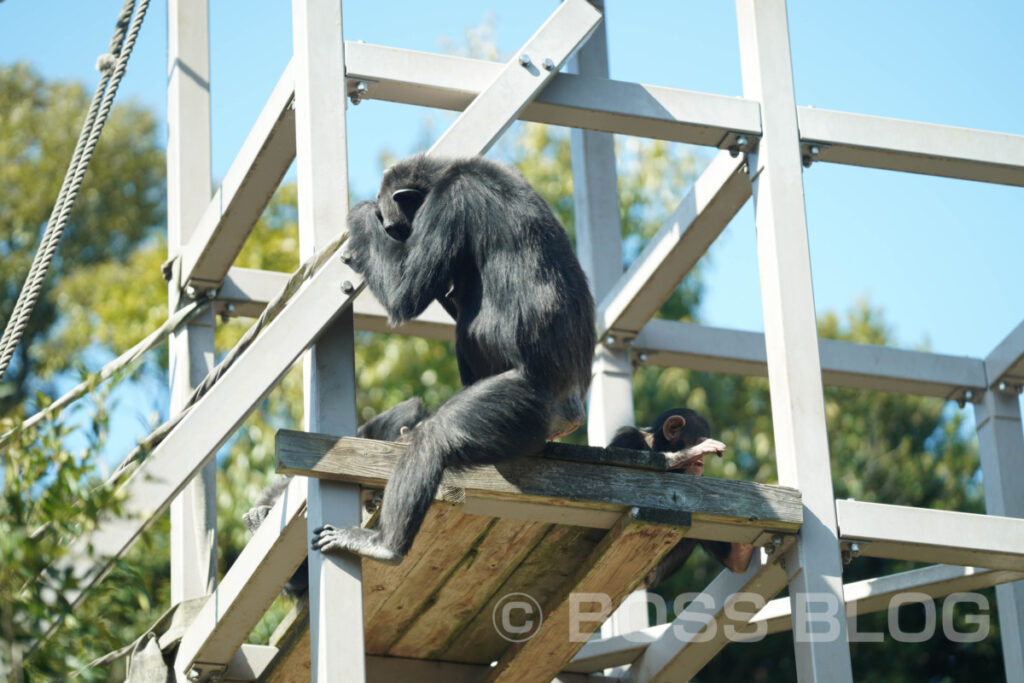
[840,539,869,566]
[949,386,983,408]
[344,77,379,105]
[602,330,636,351]
[717,130,759,157]
[993,379,1024,395]
[800,141,830,168]
[187,662,226,682]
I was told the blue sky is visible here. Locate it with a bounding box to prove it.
[2,1,1023,385]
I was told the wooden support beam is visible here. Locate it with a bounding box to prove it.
[275,431,803,542]
[483,509,687,683]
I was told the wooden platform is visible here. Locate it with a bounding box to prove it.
[259,432,803,682]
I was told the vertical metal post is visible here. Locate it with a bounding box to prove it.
[974,390,1024,680]
[568,1,644,640]
[292,1,365,681]
[735,0,853,680]
[167,0,217,603]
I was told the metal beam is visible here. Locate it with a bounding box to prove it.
[985,319,1024,388]
[179,62,296,291]
[427,0,601,158]
[629,539,797,683]
[566,563,1024,672]
[291,0,365,681]
[741,563,1024,641]
[176,477,308,681]
[220,270,986,399]
[737,0,853,679]
[798,107,1024,187]
[52,255,365,607]
[634,318,987,400]
[837,500,1024,571]
[974,390,1024,679]
[567,4,644,647]
[344,42,762,148]
[167,0,217,604]
[597,151,750,337]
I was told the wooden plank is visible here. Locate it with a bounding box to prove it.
[364,511,494,654]
[387,518,550,659]
[362,503,460,625]
[441,524,606,664]
[483,510,688,683]
[276,432,803,538]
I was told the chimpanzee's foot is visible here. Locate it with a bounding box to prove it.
[311,525,403,565]
[243,505,273,533]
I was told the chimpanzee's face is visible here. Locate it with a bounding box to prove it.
[377,163,426,243]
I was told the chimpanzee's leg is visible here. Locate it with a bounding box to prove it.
[312,370,550,563]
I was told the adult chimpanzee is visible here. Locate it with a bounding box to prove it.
[610,408,754,587]
[245,397,431,594]
[312,155,596,564]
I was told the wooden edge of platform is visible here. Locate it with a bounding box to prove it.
[275,430,803,541]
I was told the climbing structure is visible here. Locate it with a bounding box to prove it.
[48,0,1024,681]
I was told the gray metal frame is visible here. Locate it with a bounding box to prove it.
[139,0,1024,680]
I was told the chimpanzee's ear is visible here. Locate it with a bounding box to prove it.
[391,188,425,217]
[662,415,686,443]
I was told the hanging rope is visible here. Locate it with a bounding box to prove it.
[0,0,149,381]
[0,296,212,449]
[106,231,350,486]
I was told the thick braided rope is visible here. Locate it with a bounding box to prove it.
[107,232,350,487]
[0,0,146,380]
[0,296,212,449]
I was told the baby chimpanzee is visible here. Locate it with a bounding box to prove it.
[610,408,754,587]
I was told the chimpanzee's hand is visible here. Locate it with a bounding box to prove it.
[665,438,726,474]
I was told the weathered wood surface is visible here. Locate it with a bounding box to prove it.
[388,517,550,658]
[483,509,687,683]
[440,524,606,664]
[277,431,802,538]
[262,431,803,682]
[364,504,492,653]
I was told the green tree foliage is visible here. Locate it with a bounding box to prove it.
[0,63,165,409]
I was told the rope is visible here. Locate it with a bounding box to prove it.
[0,0,148,381]
[0,297,212,448]
[107,232,350,486]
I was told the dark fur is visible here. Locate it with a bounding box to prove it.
[610,408,733,587]
[245,398,431,593]
[314,155,596,562]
